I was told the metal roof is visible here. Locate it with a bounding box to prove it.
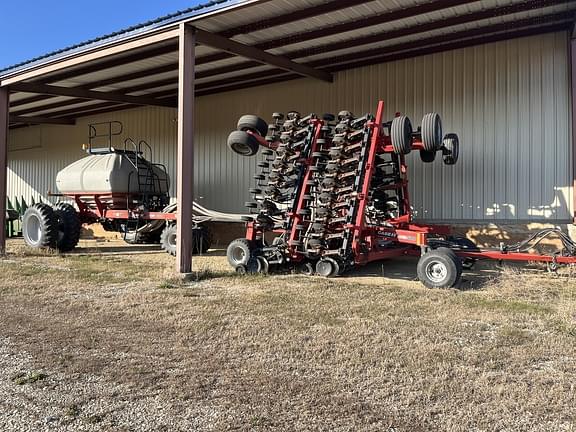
[0,0,250,75]
[3,0,575,128]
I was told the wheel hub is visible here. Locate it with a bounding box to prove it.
[232,247,246,264]
[426,261,448,283]
[25,214,41,245]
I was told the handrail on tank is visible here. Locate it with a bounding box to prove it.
[138,140,153,163]
[88,121,123,153]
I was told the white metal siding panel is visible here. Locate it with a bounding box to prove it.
[7,32,572,222]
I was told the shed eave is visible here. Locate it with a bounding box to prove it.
[0,0,260,84]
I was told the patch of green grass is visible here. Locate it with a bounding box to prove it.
[67,256,153,284]
[11,371,48,385]
[158,269,256,290]
[461,296,554,316]
[496,326,536,346]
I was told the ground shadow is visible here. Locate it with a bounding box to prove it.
[340,257,529,291]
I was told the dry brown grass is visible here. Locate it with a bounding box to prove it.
[0,240,575,431]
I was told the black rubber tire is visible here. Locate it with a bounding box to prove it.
[235,265,247,274]
[448,237,478,270]
[316,257,339,277]
[237,114,269,137]
[256,256,269,274]
[160,223,177,256]
[160,224,212,256]
[22,203,59,249]
[442,133,459,165]
[417,248,462,289]
[419,150,436,163]
[435,247,463,273]
[421,112,443,151]
[391,116,413,155]
[337,110,353,120]
[298,262,315,276]
[226,238,253,267]
[227,130,260,157]
[54,202,81,252]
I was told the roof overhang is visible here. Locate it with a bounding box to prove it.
[3,0,575,128]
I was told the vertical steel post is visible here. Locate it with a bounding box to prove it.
[176,24,195,273]
[570,32,576,223]
[0,87,8,255]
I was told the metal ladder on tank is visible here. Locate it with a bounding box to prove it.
[122,139,170,240]
[123,139,169,201]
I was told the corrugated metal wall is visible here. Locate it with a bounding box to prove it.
[7,32,573,222]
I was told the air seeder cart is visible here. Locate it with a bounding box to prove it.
[21,122,211,255]
[225,101,576,288]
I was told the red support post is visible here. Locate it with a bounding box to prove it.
[571,33,576,223]
[0,87,8,255]
[176,24,196,273]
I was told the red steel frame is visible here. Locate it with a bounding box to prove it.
[242,100,576,268]
[49,192,178,224]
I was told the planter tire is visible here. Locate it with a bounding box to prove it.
[419,150,436,163]
[442,133,459,165]
[237,115,269,137]
[391,116,413,155]
[421,112,443,151]
[22,203,59,249]
[227,130,260,157]
[417,248,462,289]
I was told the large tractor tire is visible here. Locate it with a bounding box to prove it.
[160,224,177,256]
[160,224,212,256]
[22,203,59,249]
[226,238,253,268]
[55,202,81,252]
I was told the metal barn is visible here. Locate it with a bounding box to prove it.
[0,0,575,272]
